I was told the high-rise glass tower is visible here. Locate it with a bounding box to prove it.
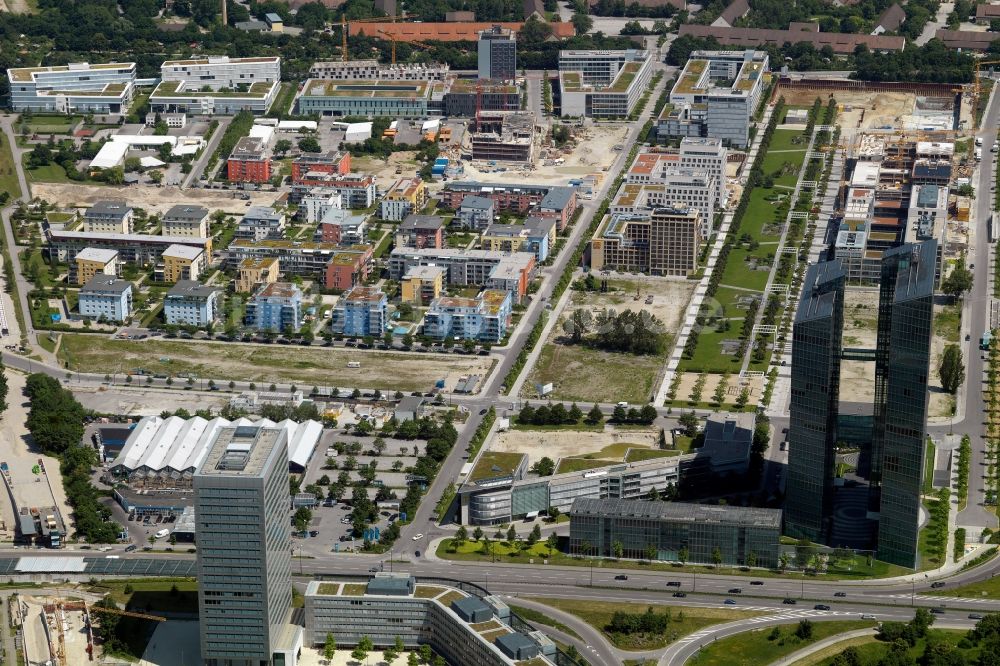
[786,259,846,542]
[195,424,292,666]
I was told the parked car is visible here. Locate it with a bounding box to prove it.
[124,544,137,552]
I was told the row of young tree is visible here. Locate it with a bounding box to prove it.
[517,402,658,427]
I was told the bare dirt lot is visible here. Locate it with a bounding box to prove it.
[353,151,423,186]
[492,427,661,467]
[57,334,495,393]
[780,89,918,131]
[31,183,281,216]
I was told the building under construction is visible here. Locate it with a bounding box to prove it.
[470,112,535,163]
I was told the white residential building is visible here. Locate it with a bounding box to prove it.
[7,62,136,114]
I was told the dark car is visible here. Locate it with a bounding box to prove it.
[672,592,687,598]
[782,598,797,605]
[750,580,764,586]
[369,566,380,573]
[414,550,420,557]
[724,599,736,605]
[666,581,681,587]
[814,604,831,611]
[834,592,847,597]
[309,530,319,537]
[969,613,984,620]
[124,544,137,552]
[931,582,946,589]
[728,588,743,594]
[615,575,629,581]
[930,608,946,615]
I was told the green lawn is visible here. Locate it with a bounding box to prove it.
[927,566,1000,598]
[0,132,22,200]
[24,116,79,134]
[677,328,745,373]
[625,448,680,462]
[934,304,961,343]
[923,438,936,495]
[556,457,618,474]
[718,247,772,292]
[525,339,665,403]
[25,161,72,183]
[812,629,979,666]
[508,604,582,640]
[689,620,876,666]
[527,597,758,651]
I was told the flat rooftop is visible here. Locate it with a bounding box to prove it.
[571,496,782,527]
[151,80,275,99]
[467,451,524,483]
[196,424,285,478]
[162,56,279,66]
[303,79,437,98]
[8,62,134,82]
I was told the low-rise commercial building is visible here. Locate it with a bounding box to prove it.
[331,285,388,337]
[227,136,272,183]
[590,206,700,276]
[558,49,653,118]
[659,50,769,148]
[79,276,133,322]
[236,257,280,293]
[380,177,428,222]
[388,248,535,303]
[480,217,556,262]
[85,200,133,234]
[7,62,137,114]
[455,196,495,231]
[395,214,444,249]
[160,244,205,283]
[151,56,281,115]
[162,205,210,238]
[73,247,119,286]
[237,206,286,241]
[245,282,303,332]
[308,59,450,81]
[401,265,445,304]
[424,289,512,343]
[297,79,444,117]
[163,280,220,327]
[569,497,782,567]
[48,229,211,266]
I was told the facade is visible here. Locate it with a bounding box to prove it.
[679,23,905,55]
[48,229,211,266]
[300,190,343,224]
[395,214,444,249]
[315,208,365,245]
[291,151,351,183]
[558,50,653,119]
[236,257,280,294]
[163,280,220,327]
[444,82,521,116]
[441,182,578,231]
[237,207,286,241]
[162,205,210,239]
[85,200,133,234]
[330,286,388,337]
[455,196,495,231]
[680,137,729,209]
[401,265,445,304]
[568,497,782,567]
[323,248,373,291]
[226,240,372,285]
[290,174,377,208]
[73,247,118,286]
[470,113,535,163]
[194,422,296,666]
[227,136,272,184]
[478,25,517,80]
[380,177,428,222]
[152,56,281,115]
[245,282,303,332]
[480,217,556,262]
[590,206,700,276]
[79,276,133,322]
[161,244,206,283]
[7,62,137,114]
[388,248,535,303]
[611,171,716,238]
[304,576,555,665]
[308,59,450,81]
[297,79,441,118]
[871,242,935,568]
[424,289,513,343]
[785,260,846,542]
[659,50,769,148]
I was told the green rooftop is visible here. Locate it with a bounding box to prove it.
[151,80,274,99]
[467,451,525,483]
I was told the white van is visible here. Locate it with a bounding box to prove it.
[154,528,170,539]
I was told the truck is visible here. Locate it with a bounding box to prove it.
[153,528,170,539]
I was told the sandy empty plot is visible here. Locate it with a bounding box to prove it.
[57,334,494,393]
[492,428,659,466]
[568,277,696,338]
[31,183,281,216]
[780,88,917,131]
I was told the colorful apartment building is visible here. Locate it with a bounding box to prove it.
[227,136,272,183]
[331,286,388,337]
[395,214,444,249]
[400,265,445,305]
[236,257,280,293]
[291,151,351,183]
[161,244,206,283]
[323,248,374,291]
[424,289,512,343]
[380,177,428,222]
[73,247,119,286]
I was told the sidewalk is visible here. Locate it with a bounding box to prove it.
[769,629,874,665]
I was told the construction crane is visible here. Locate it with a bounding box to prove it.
[340,14,411,62]
[87,603,167,622]
[377,31,435,65]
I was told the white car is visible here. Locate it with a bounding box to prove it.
[412,533,425,541]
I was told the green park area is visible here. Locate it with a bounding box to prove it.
[810,629,980,666]
[689,620,875,666]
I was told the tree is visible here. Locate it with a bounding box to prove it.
[746,551,757,568]
[711,546,723,568]
[0,363,7,415]
[455,525,468,545]
[394,636,405,653]
[275,139,292,154]
[942,258,974,299]
[572,11,593,33]
[939,344,966,394]
[529,524,541,545]
[644,543,657,561]
[586,403,604,425]
[473,526,484,541]
[678,546,689,565]
[795,619,814,640]
[548,505,560,520]
[419,643,433,663]
[612,404,628,422]
[408,653,420,666]
[547,533,559,555]
[323,633,336,662]
[678,411,700,437]
[298,136,322,152]
[293,507,312,532]
[563,308,592,343]
[507,524,517,544]
[612,539,624,559]
[530,456,555,476]
[568,402,584,423]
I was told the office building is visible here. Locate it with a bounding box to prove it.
[163,281,220,327]
[162,205,210,238]
[299,190,343,224]
[330,286,388,337]
[315,208,364,245]
[160,244,205,283]
[245,282,303,332]
[7,62,137,114]
[237,207,286,241]
[401,265,445,305]
[871,242,935,568]
[680,137,729,209]
[194,422,301,666]
[308,59,450,81]
[85,200,133,234]
[478,25,517,80]
[444,80,520,116]
[590,206,700,276]
[79,276,133,322]
[73,247,119,286]
[297,79,442,118]
[395,214,444,249]
[455,196,495,231]
[388,248,535,303]
[568,498,782,567]
[380,177,428,222]
[236,257,280,294]
[305,576,555,665]
[659,50,769,148]
[227,136,272,184]
[558,50,653,118]
[424,289,513,343]
[785,260,846,542]
[611,171,717,238]
[480,217,556,262]
[151,56,281,115]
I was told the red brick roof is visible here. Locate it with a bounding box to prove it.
[678,23,905,54]
[350,21,576,41]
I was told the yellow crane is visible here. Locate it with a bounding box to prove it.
[377,30,435,65]
[87,603,167,622]
[340,14,411,62]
